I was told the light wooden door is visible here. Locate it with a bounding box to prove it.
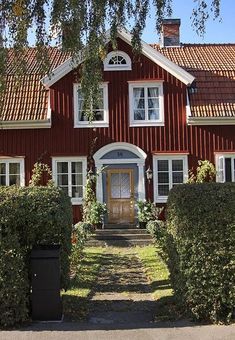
[107,169,134,224]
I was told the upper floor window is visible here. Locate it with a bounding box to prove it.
[129,82,164,127]
[73,83,109,128]
[103,51,132,71]
[153,155,188,203]
[216,154,235,182]
[52,157,87,205]
[0,158,25,186]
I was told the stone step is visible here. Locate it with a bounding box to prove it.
[86,239,153,247]
[91,233,152,240]
[95,228,148,235]
[104,224,136,229]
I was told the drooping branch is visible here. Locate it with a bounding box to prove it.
[0,0,222,120]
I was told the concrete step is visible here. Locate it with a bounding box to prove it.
[104,224,136,229]
[86,238,153,247]
[95,228,148,235]
[92,233,152,240]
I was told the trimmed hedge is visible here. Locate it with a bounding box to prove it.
[167,183,235,323]
[0,186,72,327]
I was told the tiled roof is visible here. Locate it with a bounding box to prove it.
[1,43,235,122]
[152,44,235,118]
[1,48,69,122]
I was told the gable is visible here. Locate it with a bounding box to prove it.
[41,28,195,88]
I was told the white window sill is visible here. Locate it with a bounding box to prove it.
[130,122,164,127]
[71,199,83,206]
[155,197,168,203]
[74,122,109,128]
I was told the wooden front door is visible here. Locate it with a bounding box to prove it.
[107,169,135,224]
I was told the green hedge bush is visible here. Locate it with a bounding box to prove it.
[0,186,72,327]
[167,183,235,323]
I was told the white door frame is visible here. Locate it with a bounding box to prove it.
[93,142,147,203]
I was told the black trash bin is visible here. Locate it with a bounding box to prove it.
[30,245,62,321]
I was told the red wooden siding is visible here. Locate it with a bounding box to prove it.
[1,38,235,221]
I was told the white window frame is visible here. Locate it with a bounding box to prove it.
[129,81,164,127]
[0,157,25,186]
[103,50,132,71]
[153,154,188,203]
[73,83,109,128]
[52,157,87,205]
[215,153,235,183]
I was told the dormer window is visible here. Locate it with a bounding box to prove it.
[104,51,132,71]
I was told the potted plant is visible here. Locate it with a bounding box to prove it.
[136,200,155,228]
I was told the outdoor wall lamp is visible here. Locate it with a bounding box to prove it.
[146,166,153,183]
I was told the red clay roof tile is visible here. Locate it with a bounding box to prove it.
[1,43,235,122]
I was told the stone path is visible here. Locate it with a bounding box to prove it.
[88,247,156,324]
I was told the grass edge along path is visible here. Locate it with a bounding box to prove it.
[62,247,105,321]
[135,245,182,321]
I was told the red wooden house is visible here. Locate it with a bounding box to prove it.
[1,19,235,223]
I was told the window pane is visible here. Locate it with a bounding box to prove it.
[225,158,232,182]
[93,110,104,121]
[148,109,159,120]
[134,98,145,109]
[158,160,169,171]
[57,174,68,185]
[158,185,169,196]
[148,87,159,97]
[148,98,159,109]
[120,173,130,198]
[57,162,68,174]
[61,186,69,196]
[72,186,83,198]
[158,172,169,184]
[134,109,145,120]
[172,160,183,171]
[0,163,6,175]
[9,175,20,186]
[111,173,120,186]
[72,162,82,173]
[9,163,20,174]
[111,186,120,199]
[172,172,183,184]
[0,175,6,186]
[72,174,83,186]
[133,87,144,98]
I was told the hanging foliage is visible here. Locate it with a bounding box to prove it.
[0,0,221,120]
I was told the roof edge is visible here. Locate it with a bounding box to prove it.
[188,116,235,126]
[41,28,195,88]
[0,119,51,129]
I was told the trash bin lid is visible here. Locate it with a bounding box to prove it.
[31,244,61,259]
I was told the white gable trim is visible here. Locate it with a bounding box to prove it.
[41,28,195,88]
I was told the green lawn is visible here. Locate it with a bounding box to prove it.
[62,247,105,321]
[135,245,181,321]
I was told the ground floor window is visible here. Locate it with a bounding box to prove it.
[153,155,188,203]
[52,157,87,205]
[0,158,25,186]
[216,154,235,182]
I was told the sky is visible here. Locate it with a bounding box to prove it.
[141,0,235,44]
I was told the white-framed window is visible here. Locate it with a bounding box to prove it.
[103,51,132,71]
[0,158,25,186]
[153,155,188,203]
[52,157,87,205]
[73,83,109,128]
[129,81,164,127]
[215,153,235,182]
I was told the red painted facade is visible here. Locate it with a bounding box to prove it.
[1,38,235,222]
